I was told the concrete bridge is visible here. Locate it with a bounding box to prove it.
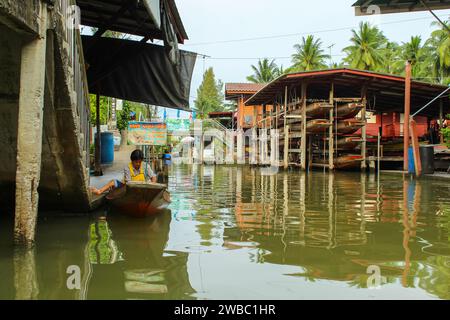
[0,0,92,245]
[0,0,193,246]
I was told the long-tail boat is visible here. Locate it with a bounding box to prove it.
[306,119,332,134]
[306,102,334,118]
[336,136,362,150]
[314,154,363,169]
[106,182,171,218]
[334,155,363,169]
[335,103,364,119]
[336,119,365,135]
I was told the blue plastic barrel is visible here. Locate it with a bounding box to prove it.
[100,132,114,164]
[408,146,415,174]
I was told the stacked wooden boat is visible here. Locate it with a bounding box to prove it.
[308,101,365,169]
[333,101,365,169]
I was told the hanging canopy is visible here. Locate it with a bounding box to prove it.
[83,35,197,111]
[353,0,450,15]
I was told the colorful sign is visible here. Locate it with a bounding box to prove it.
[166,119,191,132]
[127,121,167,146]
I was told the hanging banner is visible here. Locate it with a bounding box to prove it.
[166,119,191,132]
[127,122,167,146]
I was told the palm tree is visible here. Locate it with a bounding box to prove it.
[290,35,330,72]
[246,58,281,83]
[425,20,450,84]
[396,36,427,78]
[376,41,400,74]
[343,22,387,71]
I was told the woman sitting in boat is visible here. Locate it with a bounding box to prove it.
[91,149,157,195]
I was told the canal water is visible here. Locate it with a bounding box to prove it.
[1,165,449,300]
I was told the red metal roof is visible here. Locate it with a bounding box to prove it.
[245,68,449,117]
[225,83,267,100]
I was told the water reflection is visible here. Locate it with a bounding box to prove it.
[169,165,449,299]
[1,165,449,299]
[86,211,195,300]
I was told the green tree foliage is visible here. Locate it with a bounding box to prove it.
[343,22,387,70]
[247,58,282,83]
[117,100,132,132]
[425,21,450,84]
[194,67,224,118]
[89,94,110,125]
[289,35,330,72]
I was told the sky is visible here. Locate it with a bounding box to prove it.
[166,0,450,119]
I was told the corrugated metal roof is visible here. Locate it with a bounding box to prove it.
[225,83,267,100]
[245,68,449,117]
[77,0,188,42]
[353,0,450,15]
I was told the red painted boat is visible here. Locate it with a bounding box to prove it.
[334,155,363,169]
[337,119,365,135]
[106,182,171,218]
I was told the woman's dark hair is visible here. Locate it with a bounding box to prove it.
[130,149,144,161]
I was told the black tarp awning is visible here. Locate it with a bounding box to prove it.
[82,35,197,111]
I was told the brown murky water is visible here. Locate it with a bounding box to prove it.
[1,165,449,299]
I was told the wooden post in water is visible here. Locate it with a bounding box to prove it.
[361,85,368,170]
[410,119,422,177]
[300,83,308,170]
[403,61,412,172]
[284,86,289,169]
[329,83,335,170]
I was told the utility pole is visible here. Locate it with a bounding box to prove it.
[328,44,335,68]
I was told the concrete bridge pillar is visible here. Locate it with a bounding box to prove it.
[14,4,48,246]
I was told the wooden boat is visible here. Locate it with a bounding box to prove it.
[336,103,364,119]
[334,155,363,169]
[306,102,333,118]
[306,119,332,134]
[314,154,363,169]
[106,182,171,218]
[336,136,362,150]
[336,119,365,135]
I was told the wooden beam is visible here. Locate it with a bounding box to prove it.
[284,86,289,169]
[329,82,335,170]
[300,83,308,170]
[361,84,368,170]
[410,119,422,177]
[404,61,412,172]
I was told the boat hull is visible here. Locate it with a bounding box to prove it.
[336,103,363,119]
[306,119,332,134]
[336,137,362,150]
[106,182,171,218]
[337,120,365,135]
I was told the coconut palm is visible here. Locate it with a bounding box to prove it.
[247,58,281,83]
[343,22,387,71]
[425,20,450,84]
[289,35,330,72]
[376,41,401,74]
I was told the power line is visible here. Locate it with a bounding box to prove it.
[195,54,345,61]
[183,15,449,47]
